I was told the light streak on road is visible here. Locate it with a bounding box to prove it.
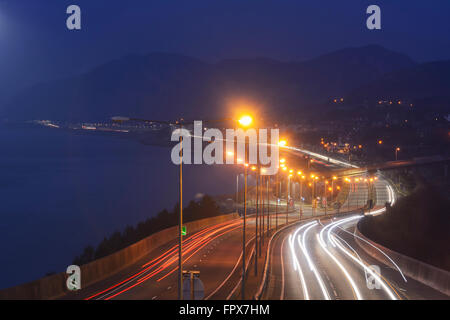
[85,219,243,300]
[338,227,408,283]
[322,215,400,299]
[297,222,331,300]
[317,217,363,300]
[330,233,399,300]
[288,222,318,300]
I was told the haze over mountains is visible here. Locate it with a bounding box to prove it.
[2,45,449,122]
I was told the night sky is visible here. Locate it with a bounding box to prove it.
[1,0,450,100]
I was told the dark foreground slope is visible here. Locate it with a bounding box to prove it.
[359,183,450,271]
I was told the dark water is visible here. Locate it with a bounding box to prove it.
[0,124,241,289]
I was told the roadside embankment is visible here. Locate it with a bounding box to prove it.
[355,221,450,296]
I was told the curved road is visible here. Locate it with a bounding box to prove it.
[261,177,448,300]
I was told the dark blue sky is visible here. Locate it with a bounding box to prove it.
[1,0,450,98]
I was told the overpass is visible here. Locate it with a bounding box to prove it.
[330,155,450,178]
[285,145,450,178]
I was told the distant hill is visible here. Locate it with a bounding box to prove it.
[2,45,419,121]
[346,60,450,104]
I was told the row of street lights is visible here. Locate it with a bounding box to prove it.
[113,113,379,300]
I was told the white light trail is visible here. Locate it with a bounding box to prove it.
[317,216,364,299]
[285,146,359,168]
[288,221,317,300]
[317,234,363,300]
[330,234,398,300]
[297,222,331,300]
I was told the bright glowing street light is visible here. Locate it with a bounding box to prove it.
[238,115,253,127]
[280,158,286,163]
[278,140,287,147]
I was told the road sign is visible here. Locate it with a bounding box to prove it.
[182,271,204,300]
[182,225,187,236]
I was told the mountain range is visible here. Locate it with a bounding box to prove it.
[2,44,449,122]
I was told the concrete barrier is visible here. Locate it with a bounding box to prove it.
[355,221,450,297]
[0,212,239,300]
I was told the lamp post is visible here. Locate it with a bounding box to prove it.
[261,175,265,247]
[178,132,183,300]
[348,183,351,211]
[286,172,292,224]
[300,175,305,219]
[236,174,239,212]
[275,172,279,229]
[297,171,303,220]
[266,175,270,235]
[253,166,258,276]
[237,115,252,300]
[259,173,263,257]
[112,116,186,300]
[242,163,248,299]
[331,176,337,214]
[276,157,286,229]
[395,147,400,161]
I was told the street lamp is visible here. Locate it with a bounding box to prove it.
[286,172,293,223]
[237,114,252,300]
[331,176,337,214]
[238,115,253,127]
[266,174,270,236]
[395,147,400,161]
[112,115,188,300]
[278,140,287,147]
[252,165,259,276]
[297,171,303,219]
[313,176,319,215]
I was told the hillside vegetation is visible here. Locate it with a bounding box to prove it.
[359,183,450,271]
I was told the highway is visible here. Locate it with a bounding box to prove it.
[70,211,300,300]
[65,148,448,300]
[261,177,448,300]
